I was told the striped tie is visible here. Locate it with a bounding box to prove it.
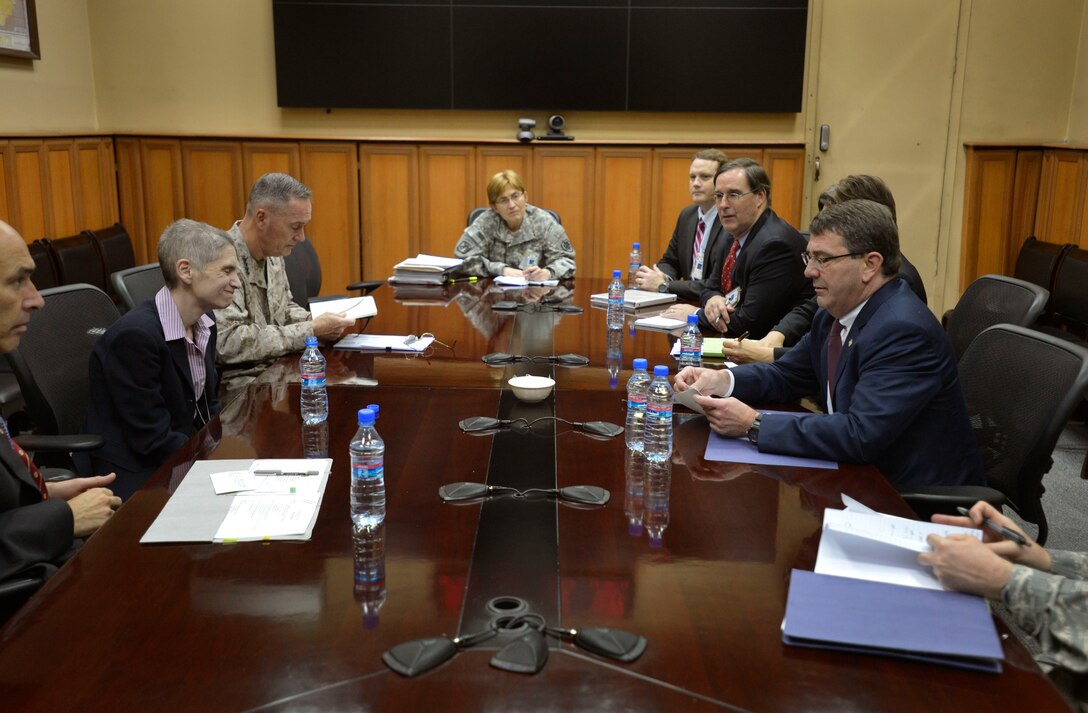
[0,415,49,498]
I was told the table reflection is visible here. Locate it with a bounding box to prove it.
[353,523,387,631]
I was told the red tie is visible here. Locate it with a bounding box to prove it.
[0,416,49,499]
[692,220,706,273]
[827,320,843,404]
[720,238,740,293]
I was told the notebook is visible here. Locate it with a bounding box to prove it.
[590,289,677,310]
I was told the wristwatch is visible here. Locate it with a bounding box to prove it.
[657,277,670,293]
[746,413,763,445]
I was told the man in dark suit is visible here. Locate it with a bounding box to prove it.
[665,158,813,339]
[675,200,984,488]
[84,219,241,499]
[633,149,727,301]
[0,220,120,584]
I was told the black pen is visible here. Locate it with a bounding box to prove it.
[735,331,750,342]
[956,506,1030,546]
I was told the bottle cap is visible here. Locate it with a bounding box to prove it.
[366,403,380,418]
[632,357,647,370]
[653,365,669,377]
[358,408,375,426]
[612,269,622,279]
[633,242,640,250]
[687,313,699,324]
[305,336,319,347]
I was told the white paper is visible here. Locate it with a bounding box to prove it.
[334,334,436,352]
[394,254,463,271]
[213,494,321,542]
[210,470,256,495]
[672,387,704,415]
[309,296,377,320]
[493,276,559,287]
[634,315,686,331]
[815,507,982,590]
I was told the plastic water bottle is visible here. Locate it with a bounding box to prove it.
[353,522,387,630]
[628,243,642,288]
[300,336,328,424]
[366,403,379,421]
[678,314,703,368]
[644,365,674,463]
[644,459,672,548]
[350,408,386,528]
[625,358,651,450]
[624,448,646,537]
[607,269,625,329]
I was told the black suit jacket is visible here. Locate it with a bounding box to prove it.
[84,300,221,499]
[698,208,814,338]
[0,436,74,581]
[732,279,985,488]
[656,205,726,302]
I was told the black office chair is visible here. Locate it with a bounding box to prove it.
[42,233,109,292]
[1037,246,1088,342]
[86,223,136,303]
[111,263,166,312]
[944,274,1049,362]
[3,284,116,471]
[1013,236,1073,313]
[899,324,1088,545]
[466,207,562,227]
[283,239,384,311]
[0,569,47,624]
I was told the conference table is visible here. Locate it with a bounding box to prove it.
[0,277,1070,711]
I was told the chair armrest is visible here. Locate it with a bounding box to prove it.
[0,572,45,601]
[347,280,386,295]
[896,485,1007,522]
[16,434,106,453]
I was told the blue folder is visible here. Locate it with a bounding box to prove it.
[783,569,1005,673]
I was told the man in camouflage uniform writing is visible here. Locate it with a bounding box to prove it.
[454,170,576,281]
[215,173,354,392]
[921,500,1088,703]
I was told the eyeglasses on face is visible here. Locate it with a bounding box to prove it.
[713,189,759,204]
[494,191,525,207]
[800,251,865,268]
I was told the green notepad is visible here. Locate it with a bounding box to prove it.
[702,338,726,357]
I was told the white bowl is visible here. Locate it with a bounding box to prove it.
[508,375,555,403]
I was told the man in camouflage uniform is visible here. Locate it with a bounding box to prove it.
[215,173,354,392]
[921,500,1088,705]
[454,170,576,281]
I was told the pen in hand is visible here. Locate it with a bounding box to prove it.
[735,331,749,343]
[956,506,1030,547]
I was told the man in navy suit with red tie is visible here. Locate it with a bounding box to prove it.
[675,200,984,488]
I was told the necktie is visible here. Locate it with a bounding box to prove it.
[692,219,706,274]
[0,415,49,499]
[827,320,843,404]
[720,238,740,294]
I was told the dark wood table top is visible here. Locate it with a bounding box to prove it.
[0,278,1069,711]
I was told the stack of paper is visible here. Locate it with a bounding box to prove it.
[334,333,435,352]
[389,254,464,284]
[633,315,687,332]
[782,496,1004,672]
[141,458,333,544]
[589,289,677,310]
[493,275,559,287]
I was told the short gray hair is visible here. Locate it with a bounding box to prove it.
[157,219,235,288]
[247,173,312,214]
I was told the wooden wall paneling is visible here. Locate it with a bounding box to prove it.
[114,138,148,262]
[44,140,80,237]
[1080,173,1088,248]
[1007,149,1043,271]
[242,142,301,190]
[1036,149,1087,244]
[419,146,475,258]
[532,146,594,273]
[300,142,360,295]
[181,140,245,231]
[0,142,9,227]
[959,148,1016,288]
[359,144,418,281]
[763,148,806,231]
[722,147,764,165]
[10,141,49,241]
[651,149,700,268]
[138,139,185,261]
[593,148,652,280]
[475,146,532,199]
[74,138,118,233]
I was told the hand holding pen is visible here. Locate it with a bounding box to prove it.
[929,500,1052,573]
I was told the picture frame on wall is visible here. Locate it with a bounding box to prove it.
[0,0,40,60]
